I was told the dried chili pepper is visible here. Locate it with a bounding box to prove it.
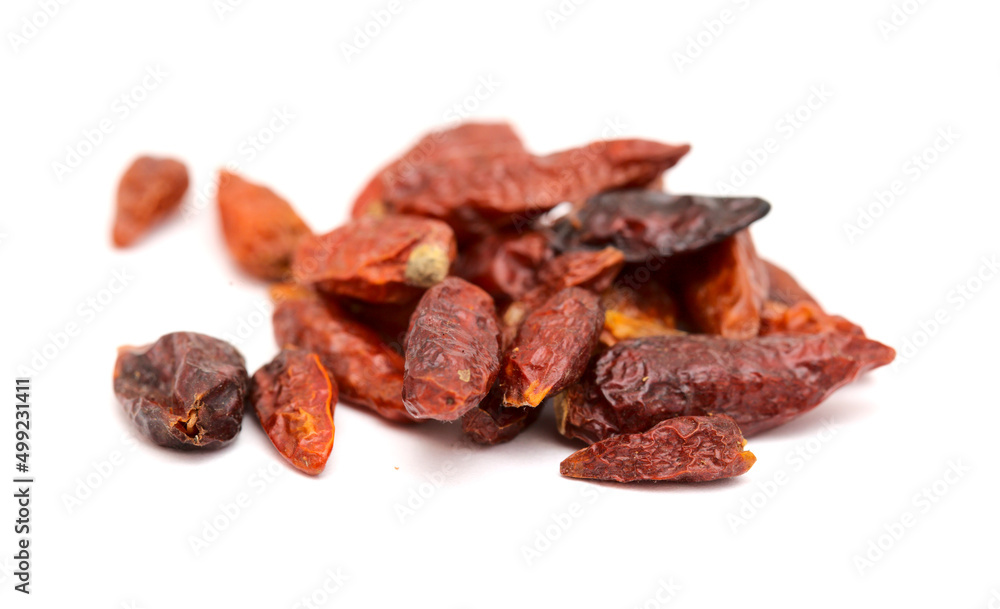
[112,156,189,247]
[758,301,892,373]
[403,277,501,421]
[600,282,681,346]
[679,230,768,339]
[537,247,625,294]
[271,284,416,423]
[461,387,542,445]
[380,139,690,237]
[452,230,552,301]
[351,122,527,219]
[501,247,625,342]
[114,332,248,450]
[500,287,603,407]
[293,215,456,303]
[560,415,755,483]
[217,170,311,280]
[761,301,864,337]
[251,349,337,475]
[556,332,895,443]
[759,260,867,338]
[553,191,770,262]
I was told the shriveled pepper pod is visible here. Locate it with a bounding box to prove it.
[293,214,457,304]
[112,156,189,247]
[501,247,624,344]
[552,191,771,262]
[499,287,603,408]
[560,415,756,483]
[403,277,502,421]
[452,229,553,302]
[251,349,337,475]
[758,259,868,339]
[351,122,528,221]
[379,138,691,237]
[679,230,769,339]
[217,170,311,281]
[270,284,417,424]
[114,332,248,450]
[556,332,895,444]
[537,247,625,294]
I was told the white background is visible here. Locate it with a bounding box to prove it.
[2,1,999,607]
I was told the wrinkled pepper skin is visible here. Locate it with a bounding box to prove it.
[461,388,542,445]
[760,301,865,338]
[453,230,553,301]
[351,122,527,220]
[293,215,457,304]
[271,285,416,423]
[501,247,625,344]
[403,278,502,421]
[758,300,890,374]
[114,332,248,450]
[537,247,625,294]
[556,333,895,443]
[500,288,603,407]
[217,171,311,280]
[112,156,189,247]
[680,230,769,339]
[251,349,337,475]
[759,260,867,339]
[381,139,691,237]
[553,191,770,262]
[560,415,756,483]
